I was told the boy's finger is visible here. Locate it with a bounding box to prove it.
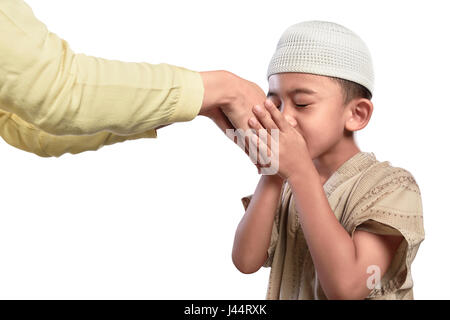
[249,116,274,157]
[264,99,289,132]
[251,116,276,155]
[284,115,298,128]
[252,104,279,132]
[248,130,265,165]
[248,116,263,131]
[250,132,273,167]
[247,116,277,168]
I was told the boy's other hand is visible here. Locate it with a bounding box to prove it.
[248,99,311,180]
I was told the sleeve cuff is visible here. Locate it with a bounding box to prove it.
[168,66,204,123]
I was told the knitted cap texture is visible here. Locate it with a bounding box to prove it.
[267,20,374,95]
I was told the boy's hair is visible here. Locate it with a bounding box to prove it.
[327,76,372,137]
[329,77,373,106]
[327,77,372,137]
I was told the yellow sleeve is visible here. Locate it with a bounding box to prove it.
[0,108,157,157]
[0,0,204,136]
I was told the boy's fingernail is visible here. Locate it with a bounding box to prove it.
[249,117,257,126]
[254,105,262,113]
[285,115,296,126]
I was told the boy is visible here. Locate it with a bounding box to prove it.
[232,21,425,300]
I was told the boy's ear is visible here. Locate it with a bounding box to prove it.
[344,98,373,132]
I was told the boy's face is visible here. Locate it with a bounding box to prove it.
[267,72,349,160]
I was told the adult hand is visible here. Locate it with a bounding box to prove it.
[198,70,267,161]
[199,71,267,132]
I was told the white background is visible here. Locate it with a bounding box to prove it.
[0,0,448,299]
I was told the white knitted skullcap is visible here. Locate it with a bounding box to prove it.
[267,20,374,96]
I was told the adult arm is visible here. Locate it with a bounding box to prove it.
[0,108,157,157]
[0,0,266,150]
[0,0,203,136]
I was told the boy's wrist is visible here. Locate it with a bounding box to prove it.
[261,173,285,186]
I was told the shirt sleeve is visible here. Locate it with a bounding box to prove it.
[0,0,204,136]
[0,108,156,157]
[240,181,286,268]
[347,169,425,298]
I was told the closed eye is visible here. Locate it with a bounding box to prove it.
[295,104,308,108]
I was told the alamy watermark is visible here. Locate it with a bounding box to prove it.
[225,128,279,175]
[366,265,381,290]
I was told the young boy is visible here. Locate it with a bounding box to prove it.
[232,21,425,300]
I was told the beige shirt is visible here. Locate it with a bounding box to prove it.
[241,151,425,300]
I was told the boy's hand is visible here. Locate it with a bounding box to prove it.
[248,99,311,180]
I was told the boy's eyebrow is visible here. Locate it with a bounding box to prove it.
[267,88,317,97]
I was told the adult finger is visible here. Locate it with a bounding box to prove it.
[211,108,234,134]
[208,108,251,155]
